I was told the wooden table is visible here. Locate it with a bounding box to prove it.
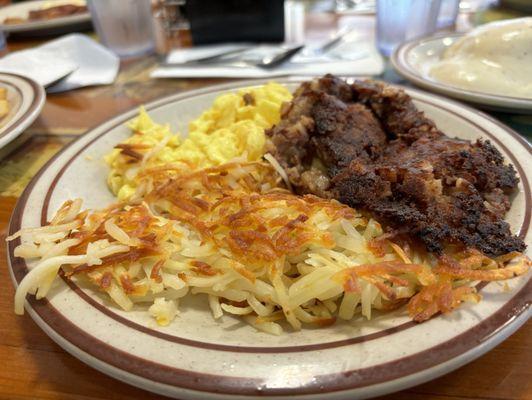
[1,12,531,400]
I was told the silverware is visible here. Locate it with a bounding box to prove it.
[161,44,304,69]
[300,27,353,58]
[255,45,304,69]
[168,47,251,66]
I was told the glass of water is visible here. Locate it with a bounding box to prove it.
[437,0,460,29]
[376,0,442,57]
[0,30,6,54]
[87,0,155,58]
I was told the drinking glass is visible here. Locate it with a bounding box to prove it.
[152,0,192,54]
[376,0,442,56]
[0,31,5,53]
[87,0,155,58]
[437,0,460,29]
[284,0,305,44]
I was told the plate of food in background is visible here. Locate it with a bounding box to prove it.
[392,18,532,113]
[7,76,531,399]
[0,0,91,36]
[0,72,45,149]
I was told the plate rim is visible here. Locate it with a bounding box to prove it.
[7,78,532,398]
[0,0,90,33]
[0,72,45,149]
[391,33,532,112]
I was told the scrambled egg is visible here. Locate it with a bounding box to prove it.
[106,82,292,201]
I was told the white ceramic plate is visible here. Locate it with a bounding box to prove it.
[391,34,532,114]
[7,79,531,400]
[0,0,91,35]
[0,72,45,149]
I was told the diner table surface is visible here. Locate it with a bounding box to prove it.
[0,8,530,400]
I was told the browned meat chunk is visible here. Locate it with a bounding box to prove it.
[311,93,387,175]
[266,74,524,256]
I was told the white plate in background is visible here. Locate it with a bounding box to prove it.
[0,0,91,35]
[392,34,532,114]
[0,72,45,149]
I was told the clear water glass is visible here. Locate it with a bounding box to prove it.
[437,0,460,29]
[284,0,305,44]
[87,0,155,58]
[376,0,442,57]
[0,30,6,53]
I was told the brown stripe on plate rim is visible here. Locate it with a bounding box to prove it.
[0,84,23,139]
[7,80,532,396]
[0,73,45,141]
[35,90,531,353]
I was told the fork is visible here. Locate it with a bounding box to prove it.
[162,45,304,70]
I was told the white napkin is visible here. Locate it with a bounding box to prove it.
[0,34,119,92]
[152,30,384,79]
[0,49,77,87]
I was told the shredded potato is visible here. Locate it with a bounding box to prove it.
[9,161,530,332]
